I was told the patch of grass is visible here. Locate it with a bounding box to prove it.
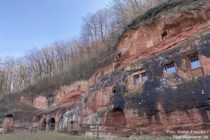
[0,132,103,140]
[0,107,8,118]
[0,132,71,140]
[0,132,175,140]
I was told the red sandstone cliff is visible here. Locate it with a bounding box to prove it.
[19,0,210,136]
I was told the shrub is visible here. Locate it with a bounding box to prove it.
[128,0,195,27]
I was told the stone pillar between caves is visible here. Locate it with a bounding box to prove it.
[46,124,49,131]
[55,122,59,131]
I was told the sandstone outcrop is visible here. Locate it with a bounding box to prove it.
[3,116,13,133]
[116,0,210,68]
[54,81,88,108]
[19,0,210,136]
[33,96,48,110]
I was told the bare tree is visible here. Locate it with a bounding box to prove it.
[0,0,167,95]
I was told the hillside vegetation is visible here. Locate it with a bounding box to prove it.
[0,94,36,117]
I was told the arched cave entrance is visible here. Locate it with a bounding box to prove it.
[69,121,76,131]
[41,118,47,131]
[5,114,14,118]
[106,108,126,127]
[58,116,64,131]
[48,118,56,131]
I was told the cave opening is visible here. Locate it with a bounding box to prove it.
[106,108,126,127]
[48,117,56,130]
[70,121,75,130]
[5,114,14,118]
[161,31,168,41]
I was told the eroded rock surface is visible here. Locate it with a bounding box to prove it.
[19,0,210,136]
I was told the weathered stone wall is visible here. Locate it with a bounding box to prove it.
[74,33,210,136]
[12,112,39,129]
[53,81,89,108]
[3,117,13,133]
[116,0,210,68]
[38,32,210,135]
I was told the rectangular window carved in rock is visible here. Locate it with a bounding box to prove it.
[190,56,201,70]
[133,74,140,85]
[141,72,148,81]
[164,62,176,75]
[133,72,148,85]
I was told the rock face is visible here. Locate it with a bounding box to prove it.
[54,81,88,108]
[33,96,48,109]
[3,117,13,133]
[19,96,32,106]
[31,0,210,136]
[116,0,210,68]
